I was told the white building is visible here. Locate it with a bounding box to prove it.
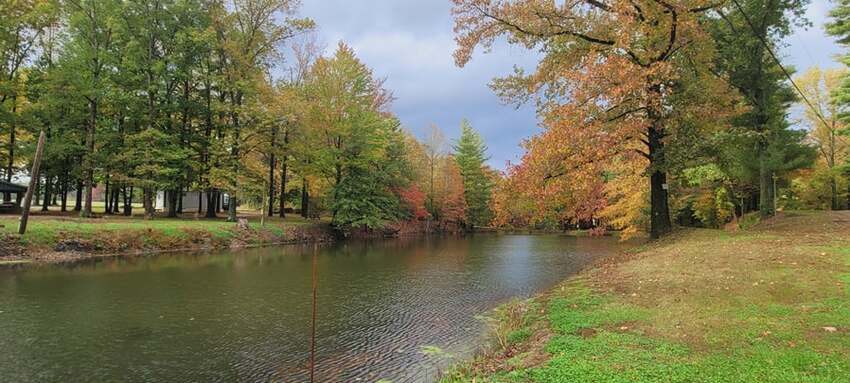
[155,191,227,212]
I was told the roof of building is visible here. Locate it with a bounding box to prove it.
[0,181,27,193]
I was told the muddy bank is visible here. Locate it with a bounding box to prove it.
[0,224,335,266]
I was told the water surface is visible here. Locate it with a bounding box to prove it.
[0,235,625,382]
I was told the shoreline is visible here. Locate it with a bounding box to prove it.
[0,235,338,268]
[1,222,618,268]
[440,211,850,382]
[0,220,337,267]
[0,217,469,267]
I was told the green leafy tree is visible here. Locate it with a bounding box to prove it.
[1,0,56,200]
[827,0,850,207]
[115,128,190,219]
[302,43,408,230]
[708,0,810,218]
[63,0,122,217]
[453,120,493,228]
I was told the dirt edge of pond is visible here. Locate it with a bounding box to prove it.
[0,224,336,266]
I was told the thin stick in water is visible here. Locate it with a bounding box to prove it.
[310,244,318,383]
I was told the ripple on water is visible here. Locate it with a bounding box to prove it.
[0,235,626,382]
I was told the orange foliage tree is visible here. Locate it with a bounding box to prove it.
[398,184,430,220]
[453,0,734,238]
[438,157,468,228]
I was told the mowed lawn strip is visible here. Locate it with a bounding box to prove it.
[0,215,321,250]
[442,211,850,382]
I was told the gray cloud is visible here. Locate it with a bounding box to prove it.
[297,1,842,170]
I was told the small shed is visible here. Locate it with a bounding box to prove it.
[0,181,27,214]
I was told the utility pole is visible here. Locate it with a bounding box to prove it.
[19,131,47,235]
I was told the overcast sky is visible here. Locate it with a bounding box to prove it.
[297,1,844,170]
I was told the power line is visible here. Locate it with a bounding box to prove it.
[729,0,833,130]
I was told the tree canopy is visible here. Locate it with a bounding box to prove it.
[1,0,847,238]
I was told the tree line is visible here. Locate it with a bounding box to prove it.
[455,0,850,237]
[0,0,496,232]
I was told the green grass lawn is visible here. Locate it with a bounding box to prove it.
[442,211,850,382]
[0,213,322,248]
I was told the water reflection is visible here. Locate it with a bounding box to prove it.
[0,235,627,382]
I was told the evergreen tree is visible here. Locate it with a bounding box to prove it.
[708,0,809,218]
[453,120,492,228]
[827,0,850,209]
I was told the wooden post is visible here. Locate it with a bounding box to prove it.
[19,131,46,235]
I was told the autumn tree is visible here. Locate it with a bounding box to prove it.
[491,168,539,228]
[436,155,467,229]
[210,0,313,222]
[264,36,319,218]
[452,0,730,238]
[422,124,447,218]
[794,67,848,210]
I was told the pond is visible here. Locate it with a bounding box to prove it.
[0,234,626,382]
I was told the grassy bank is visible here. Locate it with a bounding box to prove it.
[443,211,850,382]
[0,214,333,264]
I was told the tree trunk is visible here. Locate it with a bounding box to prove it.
[82,99,97,218]
[41,174,52,212]
[301,179,309,219]
[226,91,242,223]
[112,188,120,214]
[829,178,838,211]
[758,141,774,218]
[104,178,110,214]
[123,186,133,216]
[75,179,83,211]
[268,154,276,217]
[143,188,154,219]
[279,159,287,219]
[167,189,178,218]
[648,124,672,239]
[4,96,16,203]
[267,125,277,217]
[60,171,69,212]
[205,189,217,218]
[227,194,237,222]
[177,188,184,214]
